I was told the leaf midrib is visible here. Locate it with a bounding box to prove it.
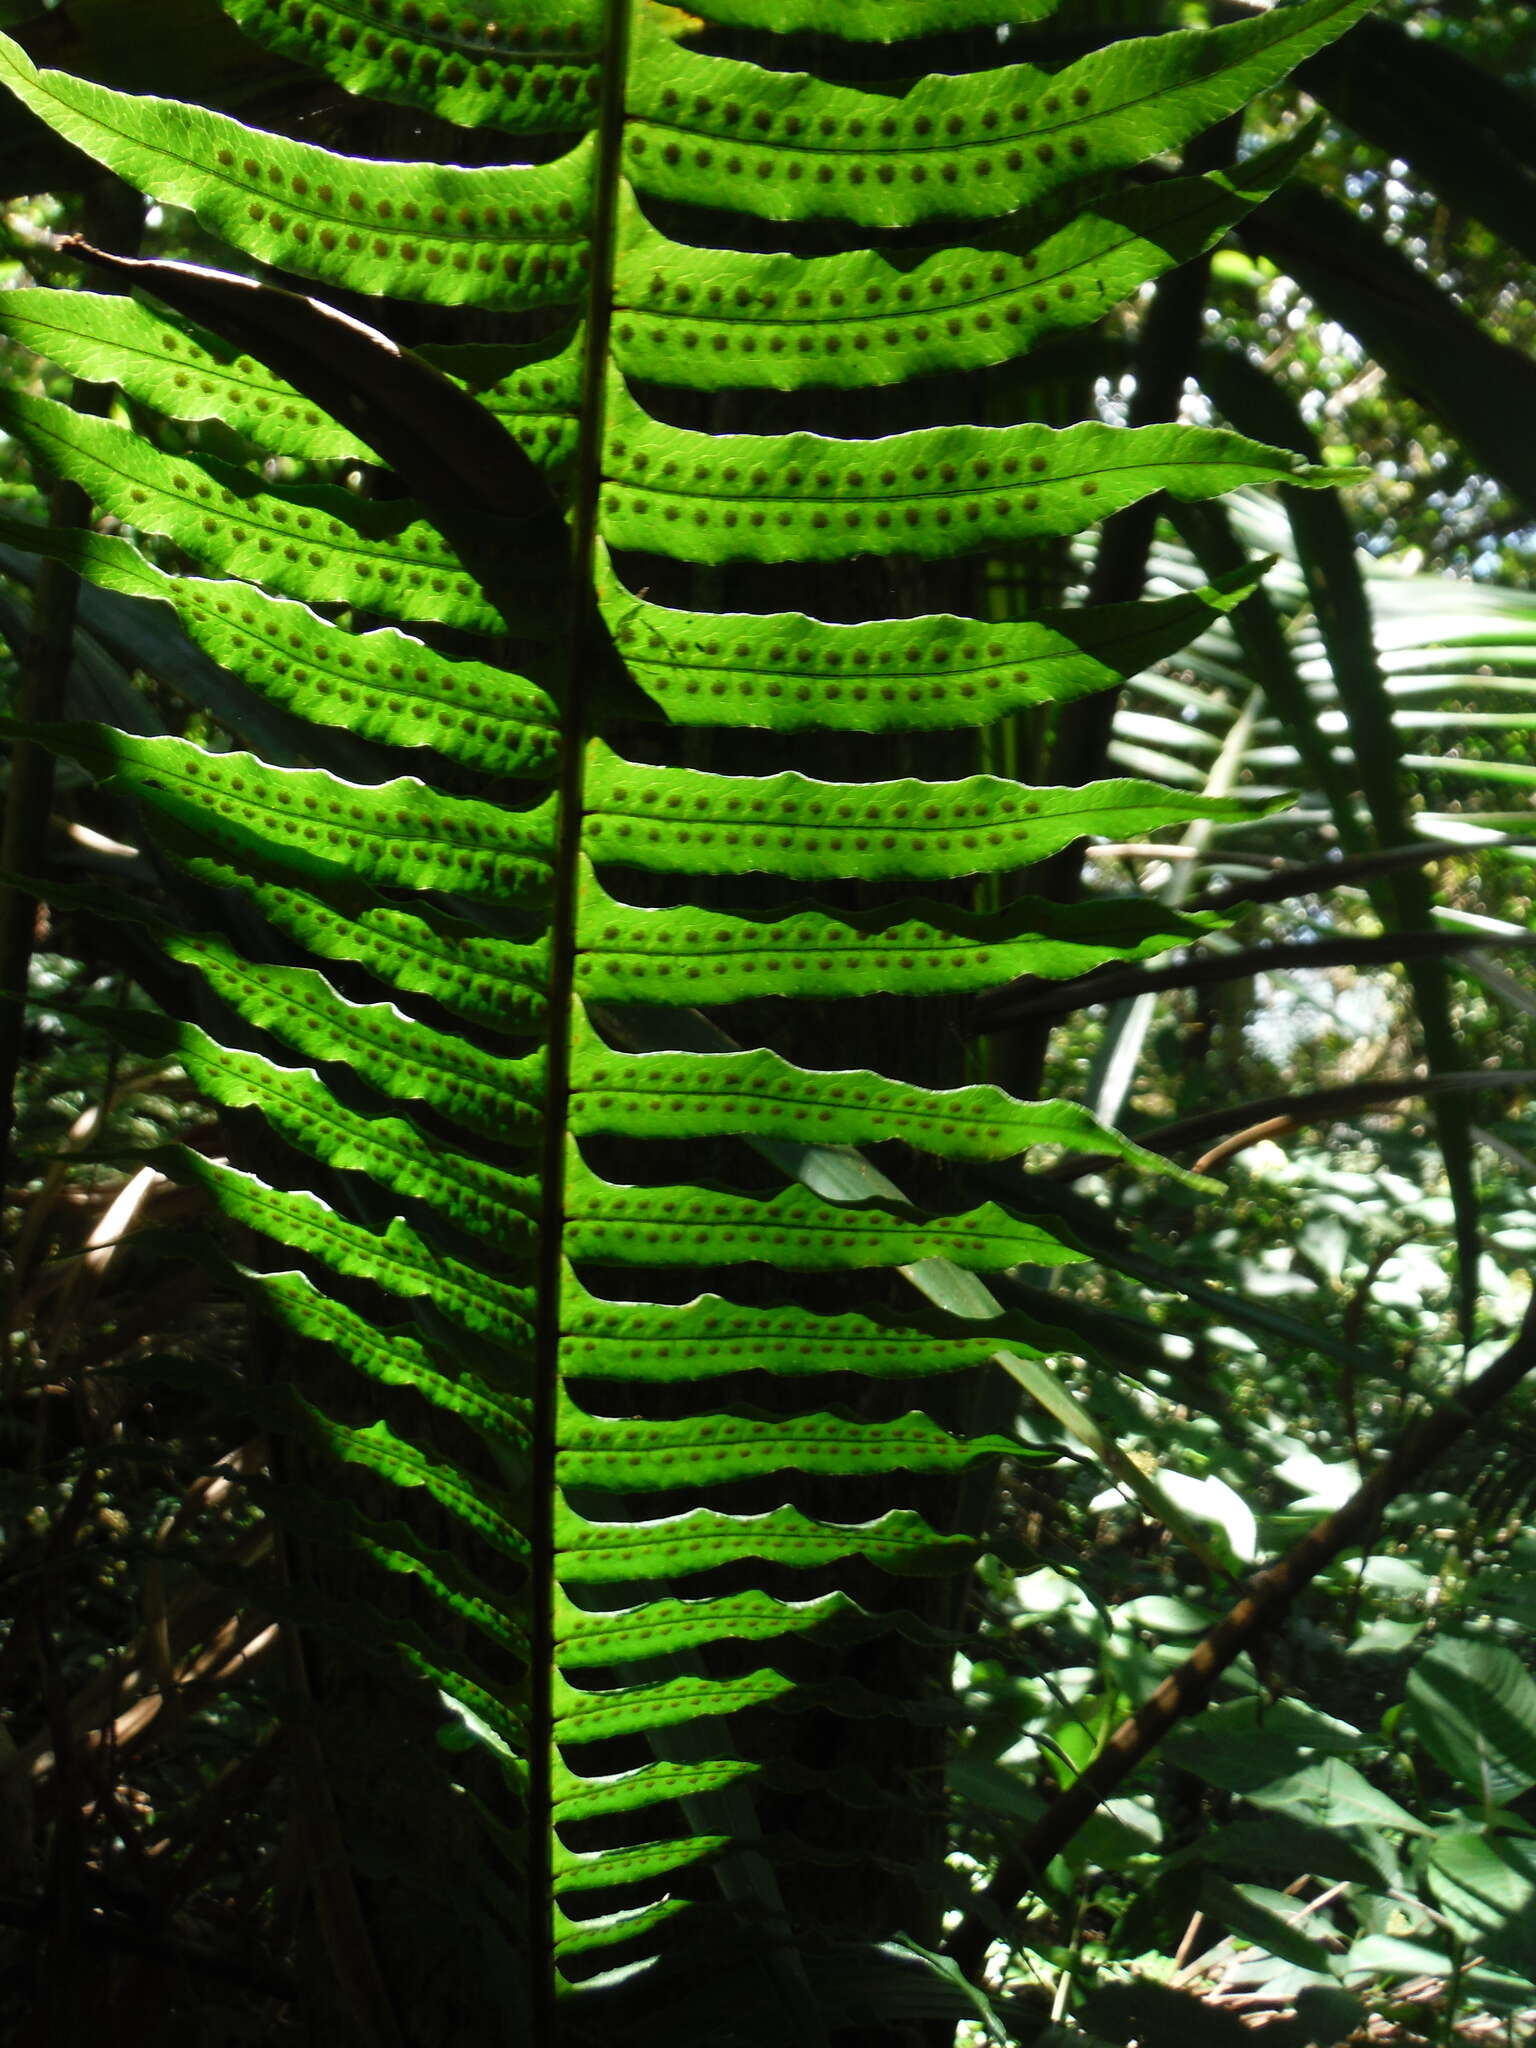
[613,447,1296,512]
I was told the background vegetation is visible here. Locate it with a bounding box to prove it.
[0,2,1533,2044]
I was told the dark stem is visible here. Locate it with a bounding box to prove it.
[526,0,635,2032]
[1180,835,1486,917]
[974,927,1536,1031]
[944,1295,1536,1983]
[1141,1066,1536,1167]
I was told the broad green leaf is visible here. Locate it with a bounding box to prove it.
[553,1588,886,1667]
[552,1833,728,1892]
[1406,1639,1536,1806]
[600,383,1352,568]
[0,289,370,462]
[612,129,1315,393]
[1425,1829,1536,1970]
[220,0,608,134]
[0,514,559,776]
[622,0,1375,228]
[582,741,1283,883]
[557,1393,1017,1491]
[1196,1816,1392,1891]
[551,1755,759,1826]
[89,1011,541,1247]
[169,1152,535,1345]
[173,1155,536,1343]
[552,1668,798,1745]
[1343,1932,1456,1983]
[0,28,594,309]
[1245,1758,1430,1838]
[575,864,1219,1004]
[562,1150,1083,1274]
[164,930,546,1140]
[600,554,1266,732]
[13,723,554,898]
[300,1401,530,1555]
[551,1897,690,1961]
[689,0,1059,37]
[166,850,550,1033]
[567,1014,1209,1186]
[556,1501,978,1584]
[255,1269,531,1448]
[559,1278,1061,1382]
[1163,1698,1363,1792]
[0,389,502,631]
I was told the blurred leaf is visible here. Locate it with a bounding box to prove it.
[1406,1638,1536,1806]
[1068,1796,1163,1873]
[1425,1828,1536,1972]
[1080,1979,1253,2047]
[1246,1758,1430,1838]
[1152,1471,1257,1567]
[1344,1931,1453,1981]
[948,1757,1046,1828]
[1198,1871,1338,1977]
[1164,1698,1362,1792]
[1194,1815,1393,1890]
[1301,17,1536,270]
[1115,1596,1212,1635]
[1243,181,1536,510]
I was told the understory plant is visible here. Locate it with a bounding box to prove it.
[7,0,1514,2041]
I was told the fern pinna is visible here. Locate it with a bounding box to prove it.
[0,0,1372,2036]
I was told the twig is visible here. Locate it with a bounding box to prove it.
[1182,835,1488,916]
[1144,1067,1536,1166]
[945,1296,1536,1982]
[974,929,1536,1029]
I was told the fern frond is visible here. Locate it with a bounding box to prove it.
[0,0,1374,2022]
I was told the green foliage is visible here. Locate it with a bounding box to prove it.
[5,0,1531,2043]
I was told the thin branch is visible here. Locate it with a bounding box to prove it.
[1182,835,1490,916]
[1159,1066,1536,1166]
[974,928,1536,1029]
[944,1296,1536,1983]
[1041,1066,1536,1183]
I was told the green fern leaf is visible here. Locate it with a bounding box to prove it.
[611,127,1316,392]
[219,0,618,133]
[0,0,1373,2023]
[621,0,1377,227]
[0,392,503,628]
[599,554,1268,731]
[0,288,373,459]
[0,514,560,771]
[599,385,1353,567]
[0,33,593,307]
